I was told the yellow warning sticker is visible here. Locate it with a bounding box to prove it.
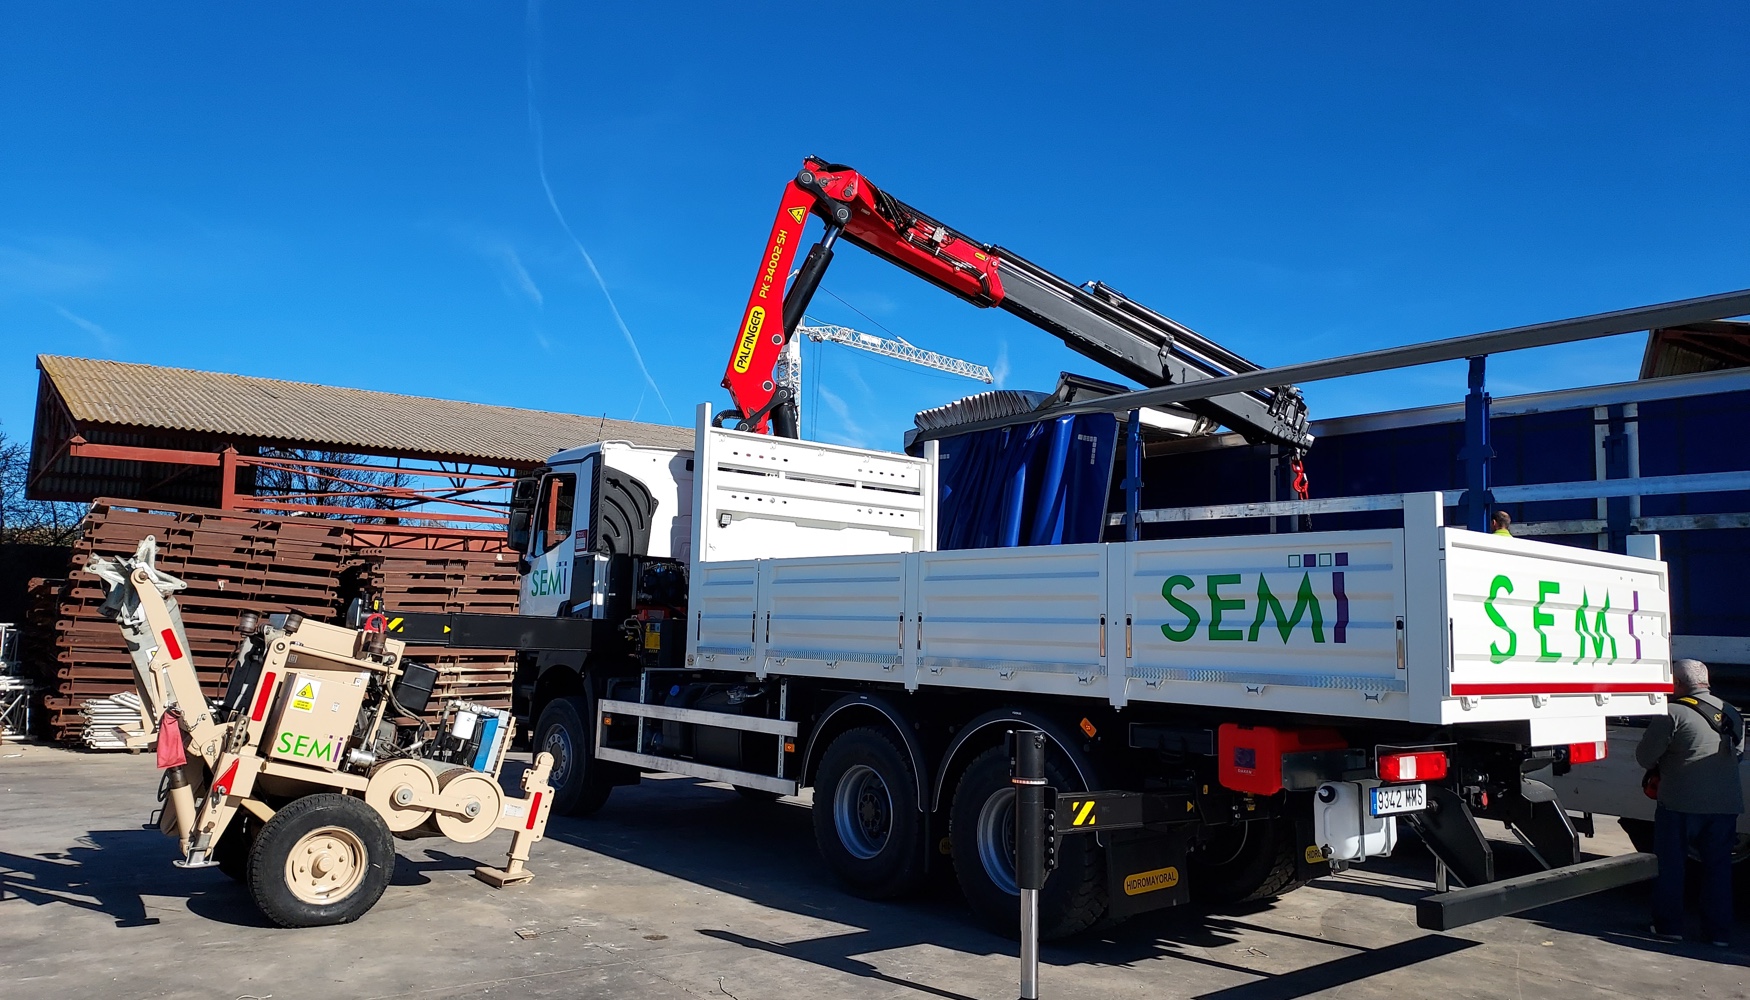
[1305,845,1326,865]
[788,206,807,224]
[290,678,318,712]
[1122,867,1180,896]
[1069,799,1097,826]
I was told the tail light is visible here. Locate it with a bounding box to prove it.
[1379,750,1448,783]
[1568,740,1608,764]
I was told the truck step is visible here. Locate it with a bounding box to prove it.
[598,698,799,737]
[595,699,799,796]
[594,747,798,796]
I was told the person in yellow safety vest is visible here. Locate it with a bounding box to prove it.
[1490,511,1512,536]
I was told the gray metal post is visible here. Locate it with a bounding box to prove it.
[1123,409,1142,542]
[1461,356,1495,532]
[1013,729,1048,1000]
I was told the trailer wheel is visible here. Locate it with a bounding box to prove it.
[246,793,394,927]
[949,745,1107,939]
[536,696,612,817]
[1189,816,1306,905]
[812,727,927,899]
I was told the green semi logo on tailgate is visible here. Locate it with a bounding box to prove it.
[1482,575,1621,665]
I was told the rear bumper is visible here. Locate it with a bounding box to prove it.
[1415,852,1657,931]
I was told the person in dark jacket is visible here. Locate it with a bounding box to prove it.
[1636,658,1744,945]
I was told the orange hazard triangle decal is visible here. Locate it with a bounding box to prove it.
[788,207,807,224]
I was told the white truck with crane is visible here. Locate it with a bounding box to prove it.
[376,158,1720,938]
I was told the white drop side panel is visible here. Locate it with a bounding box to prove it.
[689,404,937,564]
[1440,529,1670,727]
[691,559,759,670]
[914,544,1109,697]
[1120,531,1409,718]
[757,554,907,682]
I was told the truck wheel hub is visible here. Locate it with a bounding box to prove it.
[976,787,1019,896]
[833,764,892,860]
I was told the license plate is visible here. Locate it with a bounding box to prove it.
[1370,783,1427,816]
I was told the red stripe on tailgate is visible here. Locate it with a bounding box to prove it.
[527,792,543,830]
[1451,682,1673,695]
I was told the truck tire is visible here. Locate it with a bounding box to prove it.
[1189,816,1306,905]
[246,793,395,927]
[949,745,1107,939]
[536,696,613,817]
[812,727,928,899]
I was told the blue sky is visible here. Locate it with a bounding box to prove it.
[2,3,1745,454]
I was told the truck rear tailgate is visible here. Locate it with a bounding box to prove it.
[1441,529,1670,733]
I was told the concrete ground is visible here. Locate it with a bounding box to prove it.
[3,742,1747,1000]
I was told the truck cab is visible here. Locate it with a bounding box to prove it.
[510,441,694,620]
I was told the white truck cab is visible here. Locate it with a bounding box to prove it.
[513,441,693,619]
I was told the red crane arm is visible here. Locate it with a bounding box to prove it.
[720,157,1311,452]
[719,158,1005,434]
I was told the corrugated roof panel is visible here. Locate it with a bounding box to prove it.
[37,355,693,464]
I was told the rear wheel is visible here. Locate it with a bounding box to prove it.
[536,696,613,817]
[246,793,394,927]
[1189,816,1306,904]
[949,745,1107,939]
[812,727,927,899]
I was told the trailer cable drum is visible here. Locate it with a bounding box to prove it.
[364,758,439,833]
[434,767,505,844]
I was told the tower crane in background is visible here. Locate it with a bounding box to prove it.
[773,319,992,433]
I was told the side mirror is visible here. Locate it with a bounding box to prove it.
[508,475,539,552]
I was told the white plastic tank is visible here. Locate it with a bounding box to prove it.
[1313,781,1398,862]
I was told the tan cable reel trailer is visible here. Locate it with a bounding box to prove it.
[89,538,556,927]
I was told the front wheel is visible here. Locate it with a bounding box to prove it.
[536,696,613,817]
[949,745,1107,939]
[246,793,394,927]
[812,727,927,899]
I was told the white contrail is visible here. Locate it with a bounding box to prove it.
[524,1,671,420]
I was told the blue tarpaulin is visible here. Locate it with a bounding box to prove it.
[936,413,1119,549]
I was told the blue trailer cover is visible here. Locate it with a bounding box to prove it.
[936,413,1118,549]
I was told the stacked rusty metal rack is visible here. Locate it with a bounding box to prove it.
[358,550,521,723]
[37,500,350,743]
[25,499,522,744]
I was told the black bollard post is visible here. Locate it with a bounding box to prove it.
[1013,728,1048,1000]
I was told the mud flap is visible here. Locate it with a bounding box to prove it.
[1405,784,1494,888]
[1104,828,1193,921]
[1507,777,1580,869]
[1291,802,1332,882]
